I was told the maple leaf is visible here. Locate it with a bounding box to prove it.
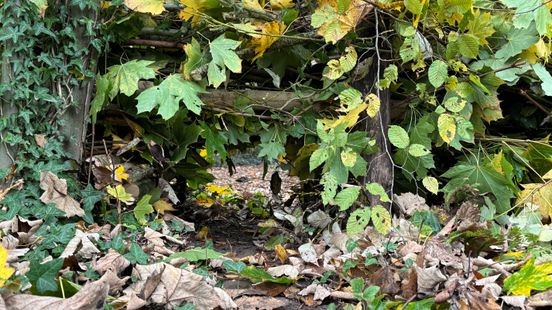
[243,0,264,11]
[517,181,552,220]
[249,21,286,61]
[179,0,220,25]
[0,245,14,288]
[311,0,372,44]
[106,184,135,205]
[207,35,242,88]
[109,165,129,182]
[153,199,176,214]
[124,0,165,15]
[504,259,552,296]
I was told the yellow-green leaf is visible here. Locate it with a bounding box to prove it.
[517,181,552,220]
[249,21,286,61]
[437,113,456,144]
[124,0,165,15]
[106,184,135,205]
[0,245,14,288]
[504,259,552,296]
[311,0,369,44]
[422,176,439,194]
[340,149,358,167]
[271,0,294,10]
[371,205,391,235]
[346,208,371,235]
[323,46,357,80]
[365,93,380,118]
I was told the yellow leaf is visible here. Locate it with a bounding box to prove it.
[30,0,48,17]
[113,165,129,182]
[517,181,552,219]
[270,0,294,10]
[274,244,288,263]
[365,93,380,118]
[322,103,367,129]
[199,148,208,158]
[205,183,233,196]
[0,245,14,288]
[153,199,176,214]
[249,21,286,61]
[243,0,264,11]
[106,185,135,205]
[195,196,215,208]
[323,46,357,80]
[535,38,552,60]
[124,0,165,15]
[543,169,552,180]
[437,113,456,144]
[179,0,219,25]
[196,226,210,240]
[340,149,357,167]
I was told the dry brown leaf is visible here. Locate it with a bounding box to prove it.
[100,269,129,294]
[414,265,447,295]
[370,266,400,295]
[153,199,176,215]
[120,263,236,309]
[34,134,47,148]
[159,178,180,204]
[234,296,289,310]
[60,229,100,259]
[1,276,109,309]
[298,283,331,301]
[94,249,130,275]
[393,192,430,216]
[298,243,319,266]
[267,264,299,279]
[528,289,552,307]
[39,171,84,217]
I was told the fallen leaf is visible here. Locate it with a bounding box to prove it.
[153,199,176,214]
[0,179,24,202]
[415,265,447,295]
[60,229,100,259]
[94,249,131,275]
[267,264,299,278]
[298,283,331,301]
[274,244,288,263]
[159,178,180,204]
[307,210,331,228]
[39,171,84,217]
[298,243,319,266]
[528,289,552,307]
[1,277,109,309]
[34,134,47,148]
[119,263,236,309]
[249,21,286,60]
[393,192,429,216]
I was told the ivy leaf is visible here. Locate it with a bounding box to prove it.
[365,182,391,203]
[106,60,156,98]
[134,195,154,225]
[388,125,410,149]
[422,176,439,194]
[27,258,63,294]
[335,186,360,211]
[371,205,391,235]
[457,34,480,59]
[168,247,224,262]
[347,208,371,236]
[136,74,204,119]
[124,0,165,15]
[124,243,149,264]
[208,35,242,88]
[437,113,456,144]
[428,60,448,88]
[0,245,14,288]
[106,185,135,205]
[504,259,552,296]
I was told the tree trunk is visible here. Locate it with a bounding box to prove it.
[353,56,393,206]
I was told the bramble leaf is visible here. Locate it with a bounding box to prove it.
[347,208,371,236]
[335,186,360,211]
[388,125,410,149]
[371,205,391,234]
[428,60,448,88]
[134,195,154,225]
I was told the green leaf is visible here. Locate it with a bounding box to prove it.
[28,258,63,294]
[168,247,224,262]
[404,0,423,14]
[258,142,285,161]
[408,144,431,157]
[532,63,552,96]
[124,243,149,264]
[124,0,165,15]
[310,147,329,171]
[340,149,357,167]
[428,60,448,88]
[504,259,552,296]
[106,60,156,98]
[495,26,539,59]
[136,74,204,119]
[239,266,293,284]
[90,74,112,123]
[422,176,439,194]
[365,182,391,203]
[457,34,480,59]
[443,96,466,113]
[182,38,205,80]
[321,173,338,205]
[208,35,242,88]
[388,125,410,149]
[371,205,391,235]
[442,156,516,212]
[81,185,103,224]
[134,195,154,225]
[200,122,228,160]
[335,187,361,211]
[347,208,371,236]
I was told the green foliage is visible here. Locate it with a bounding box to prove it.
[504,259,552,296]
[168,247,224,262]
[207,35,242,88]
